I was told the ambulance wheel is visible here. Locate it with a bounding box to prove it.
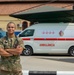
[69,46,74,56]
[23,45,33,56]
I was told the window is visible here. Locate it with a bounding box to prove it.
[19,29,34,37]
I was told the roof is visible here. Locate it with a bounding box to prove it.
[0,0,73,15]
[10,5,74,23]
[0,3,41,15]
[13,5,69,14]
[0,0,74,2]
[0,0,50,2]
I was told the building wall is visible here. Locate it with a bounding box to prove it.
[0,15,30,32]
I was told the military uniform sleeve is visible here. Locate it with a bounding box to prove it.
[18,37,25,49]
[0,38,4,49]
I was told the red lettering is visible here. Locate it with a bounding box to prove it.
[40,44,55,46]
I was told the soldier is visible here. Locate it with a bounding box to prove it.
[0,22,24,75]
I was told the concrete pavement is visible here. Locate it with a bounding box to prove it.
[20,55,74,71]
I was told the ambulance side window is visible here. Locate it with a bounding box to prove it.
[19,29,34,37]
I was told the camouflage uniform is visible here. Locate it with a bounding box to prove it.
[0,35,24,75]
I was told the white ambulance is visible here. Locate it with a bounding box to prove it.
[18,23,74,56]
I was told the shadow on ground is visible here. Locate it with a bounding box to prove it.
[21,54,74,63]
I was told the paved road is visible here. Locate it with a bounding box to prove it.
[20,54,74,71]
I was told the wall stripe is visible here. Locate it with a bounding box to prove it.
[57,71,74,75]
[29,71,56,75]
[22,70,29,75]
[22,70,74,75]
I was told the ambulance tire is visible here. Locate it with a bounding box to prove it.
[23,45,33,56]
[69,46,74,56]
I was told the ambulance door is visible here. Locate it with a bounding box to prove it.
[33,30,54,53]
[19,29,35,47]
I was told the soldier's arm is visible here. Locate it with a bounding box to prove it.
[6,45,23,55]
[6,37,24,55]
[0,39,13,57]
[0,48,13,56]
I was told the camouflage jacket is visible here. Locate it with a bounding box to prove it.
[0,35,24,72]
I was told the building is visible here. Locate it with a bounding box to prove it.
[0,0,74,31]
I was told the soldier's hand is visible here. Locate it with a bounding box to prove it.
[16,45,23,54]
[0,48,13,57]
[16,45,22,49]
[2,52,13,57]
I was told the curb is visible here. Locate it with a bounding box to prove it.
[22,70,74,75]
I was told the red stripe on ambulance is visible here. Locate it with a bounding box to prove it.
[22,38,74,41]
[22,38,30,40]
[34,38,45,40]
[46,38,57,40]
[58,38,66,40]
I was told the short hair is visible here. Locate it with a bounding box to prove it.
[7,22,16,28]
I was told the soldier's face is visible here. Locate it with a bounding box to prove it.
[7,23,16,35]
